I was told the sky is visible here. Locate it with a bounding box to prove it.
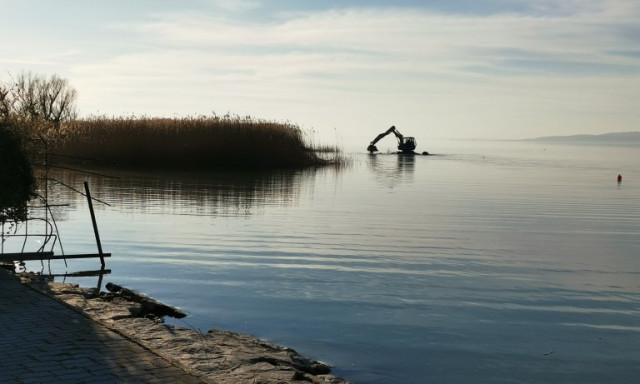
[1,0,639,149]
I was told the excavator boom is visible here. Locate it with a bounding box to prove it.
[370,126,401,147]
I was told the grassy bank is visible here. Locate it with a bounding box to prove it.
[50,114,339,168]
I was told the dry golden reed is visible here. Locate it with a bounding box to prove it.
[51,114,331,168]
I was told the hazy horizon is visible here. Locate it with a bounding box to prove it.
[2,1,639,149]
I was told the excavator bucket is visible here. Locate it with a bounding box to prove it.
[367,144,378,153]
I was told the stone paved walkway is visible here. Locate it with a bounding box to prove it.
[0,268,210,384]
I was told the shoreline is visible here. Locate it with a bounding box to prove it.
[18,272,351,384]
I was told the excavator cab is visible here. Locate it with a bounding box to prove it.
[398,137,416,153]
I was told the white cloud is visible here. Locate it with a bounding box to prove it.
[206,0,260,12]
[63,2,640,144]
[113,5,640,73]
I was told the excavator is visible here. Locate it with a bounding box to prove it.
[367,126,428,155]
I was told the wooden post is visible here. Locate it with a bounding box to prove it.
[84,181,105,267]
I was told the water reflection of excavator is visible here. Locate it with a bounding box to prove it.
[367,126,428,155]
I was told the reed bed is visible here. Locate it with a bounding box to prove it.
[51,115,335,168]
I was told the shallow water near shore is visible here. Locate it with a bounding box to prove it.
[18,140,640,383]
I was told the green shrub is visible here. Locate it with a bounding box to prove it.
[0,122,35,223]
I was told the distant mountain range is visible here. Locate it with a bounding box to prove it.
[528,131,640,144]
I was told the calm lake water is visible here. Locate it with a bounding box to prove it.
[19,140,640,383]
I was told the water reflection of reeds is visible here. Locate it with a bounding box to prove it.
[48,167,321,216]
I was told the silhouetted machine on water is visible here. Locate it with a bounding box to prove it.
[367,126,427,155]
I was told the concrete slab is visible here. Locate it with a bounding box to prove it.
[0,268,210,384]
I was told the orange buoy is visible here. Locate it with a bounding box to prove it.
[617,174,622,183]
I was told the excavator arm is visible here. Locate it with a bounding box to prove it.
[368,126,401,152]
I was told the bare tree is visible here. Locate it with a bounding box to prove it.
[10,71,77,128]
[37,74,78,125]
[0,85,13,121]
[11,72,40,121]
